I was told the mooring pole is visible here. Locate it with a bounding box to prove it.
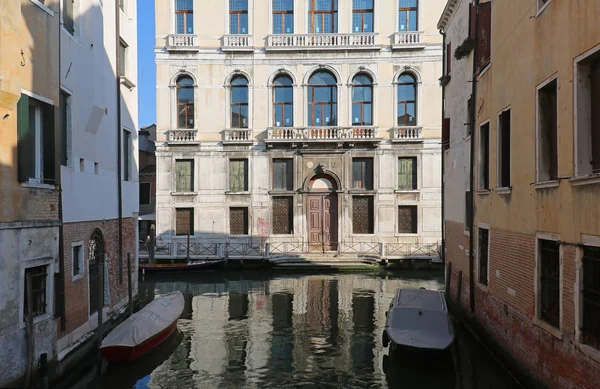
[127,253,133,316]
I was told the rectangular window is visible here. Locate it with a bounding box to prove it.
[59,91,70,166]
[353,196,374,234]
[140,182,151,205]
[273,158,293,190]
[498,109,511,188]
[352,0,373,33]
[24,266,48,318]
[478,122,490,190]
[539,239,560,328]
[175,159,194,192]
[272,197,293,234]
[582,245,600,350]
[273,0,293,34]
[309,0,338,34]
[230,207,249,235]
[229,159,248,191]
[72,244,83,277]
[398,205,417,234]
[442,117,450,151]
[123,130,131,181]
[478,228,489,285]
[446,42,452,74]
[465,191,472,232]
[175,208,194,236]
[352,157,373,190]
[575,51,600,176]
[176,0,194,34]
[63,0,74,34]
[398,157,417,190]
[537,79,558,182]
[17,94,56,184]
[398,0,417,32]
[475,1,491,73]
[119,40,127,77]
[230,0,249,34]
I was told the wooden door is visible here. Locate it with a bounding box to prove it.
[323,195,338,251]
[307,194,338,252]
[308,196,322,251]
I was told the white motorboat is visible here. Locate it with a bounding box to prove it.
[383,288,455,352]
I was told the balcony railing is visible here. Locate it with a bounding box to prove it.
[166,34,199,51]
[267,126,379,143]
[265,33,379,51]
[223,129,253,144]
[222,35,254,51]
[391,31,425,49]
[392,126,423,142]
[167,129,199,144]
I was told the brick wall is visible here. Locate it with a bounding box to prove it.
[61,217,136,334]
[0,186,59,223]
[446,225,600,389]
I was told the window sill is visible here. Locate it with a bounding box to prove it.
[394,189,419,193]
[120,76,136,89]
[577,343,600,364]
[536,0,552,17]
[569,174,600,187]
[30,0,54,16]
[477,62,491,78]
[72,273,84,282]
[495,187,512,195]
[18,313,53,330]
[171,192,197,196]
[22,181,56,190]
[225,191,250,195]
[395,233,419,237]
[535,319,562,340]
[268,190,296,195]
[475,189,490,195]
[535,180,559,189]
[348,189,376,194]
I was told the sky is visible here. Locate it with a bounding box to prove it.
[137,1,156,128]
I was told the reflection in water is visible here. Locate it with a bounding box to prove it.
[78,271,522,389]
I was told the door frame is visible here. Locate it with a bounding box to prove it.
[304,173,341,253]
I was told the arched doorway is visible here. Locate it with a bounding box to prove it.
[89,229,105,315]
[307,174,338,252]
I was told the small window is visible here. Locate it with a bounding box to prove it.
[231,76,249,128]
[478,122,490,190]
[539,239,560,328]
[175,160,194,192]
[446,42,452,75]
[309,0,338,34]
[79,158,85,173]
[272,197,293,234]
[273,0,293,34]
[582,245,600,350]
[59,91,70,166]
[176,0,194,34]
[498,109,511,188]
[72,244,83,277]
[398,0,417,32]
[397,73,417,126]
[352,0,373,33]
[353,196,374,234]
[478,228,489,285]
[230,159,248,191]
[123,130,131,181]
[398,157,417,190]
[24,266,48,318]
[175,208,194,236]
[575,50,600,176]
[230,207,249,235]
[465,191,472,232]
[352,158,373,190]
[94,162,99,175]
[398,205,417,234]
[63,0,74,34]
[140,182,151,205]
[119,40,127,77]
[230,0,249,34]
[177,76,195,129]
[273,158,293,190]
[537,79,558,182]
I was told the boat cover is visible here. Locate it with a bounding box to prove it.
[101,291,184,349]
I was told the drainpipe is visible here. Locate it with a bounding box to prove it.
[115,0,125,312]
[468,0,480,314]
[57,0,66,333]
[440,28,446,265]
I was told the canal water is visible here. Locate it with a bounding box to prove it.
[72,270,523,389]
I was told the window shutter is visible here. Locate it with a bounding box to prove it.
[476,2,492,73]
[285,159,293,190]
[17,94,34,183]
[469,4,476,39]
[243,159,248,191]
[230,160,240,191]
[43,103,56,183]
[442,117,450,151]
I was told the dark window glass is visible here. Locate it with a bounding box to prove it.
[592,59,600,173]
[538,80,558,181]
[63,0,74,34]
[230,207,249,235]
[176,0,194,34]
[582,245,600,350]
[539,239,560,328]
[352,196,374,234]
[176,208,194,236]
[352,158,373,190]
[123,130,131,181]
[140,182,151,205]
[24,266,48,318]
[478,228,489,285]
[465,191,472,232]
[175,160,194,192]
[397,73,417,126]
[398,157,417,190]
[273,0,294,34]
[308,71,337,126]
[479,122,489,190]
[73,245,82,276]
[273,197,293,234]
[309,0,338,33]
[499,109,511,188]
[230,0,249,34]
[231,76,249,128]
[398,0,417,32]
[230,159,248,191]
[273,159,293,190]
[177,76,195,129]
[352,74,373,126]
[398,205,417,233]
[273,75,293,127]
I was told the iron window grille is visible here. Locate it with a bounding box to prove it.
[352,196,374,234]
[230,207,249,235]
[24,266,48,319]
[398,206,417,234]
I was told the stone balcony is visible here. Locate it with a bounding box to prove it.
[222,129,253,145]
[391,126,423,142]
[266,126,381,147]
[265,33,379,51]
[166,34,199,51]
[221,35,254,52]
[391,31,425,50]
[167,129,199,145]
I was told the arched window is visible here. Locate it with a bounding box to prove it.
[352,74,373,125]
[397,73,416,126]
[308,70,337,126]
[231,76,249,128]
[273,75,293,127]
[176,0,194,34]
[398,0,418,32]
[177,76,194,129]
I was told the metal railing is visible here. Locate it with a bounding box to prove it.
[386,242,439,258]
[167,34,198,49]
[223,129,252,142]
[226,242,262,258]
[269,241,305,256]
[167,129,198,144]
[222,34,253,51]
[267,126,379,141]
[266,33,378,50]
[392,126,423,141]
[339,242,380,256]
[391,31,424,48]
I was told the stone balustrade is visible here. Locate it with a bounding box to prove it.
[223,129,253,143]
[265,33,378,51]
[267,126,379,142]
[391,31,425,49]
[167,129,198,144]
[166,34,198,51]
[392,126,423,142]
[222,35,254,51]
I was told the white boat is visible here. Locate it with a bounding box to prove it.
[383,288,455,352]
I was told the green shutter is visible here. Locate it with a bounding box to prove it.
[17,94,34,182]
[398,157,416,190]
[230,160,240,191]
[285,159,293,190]
[176,160,192,192]
[43,103,56,183]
